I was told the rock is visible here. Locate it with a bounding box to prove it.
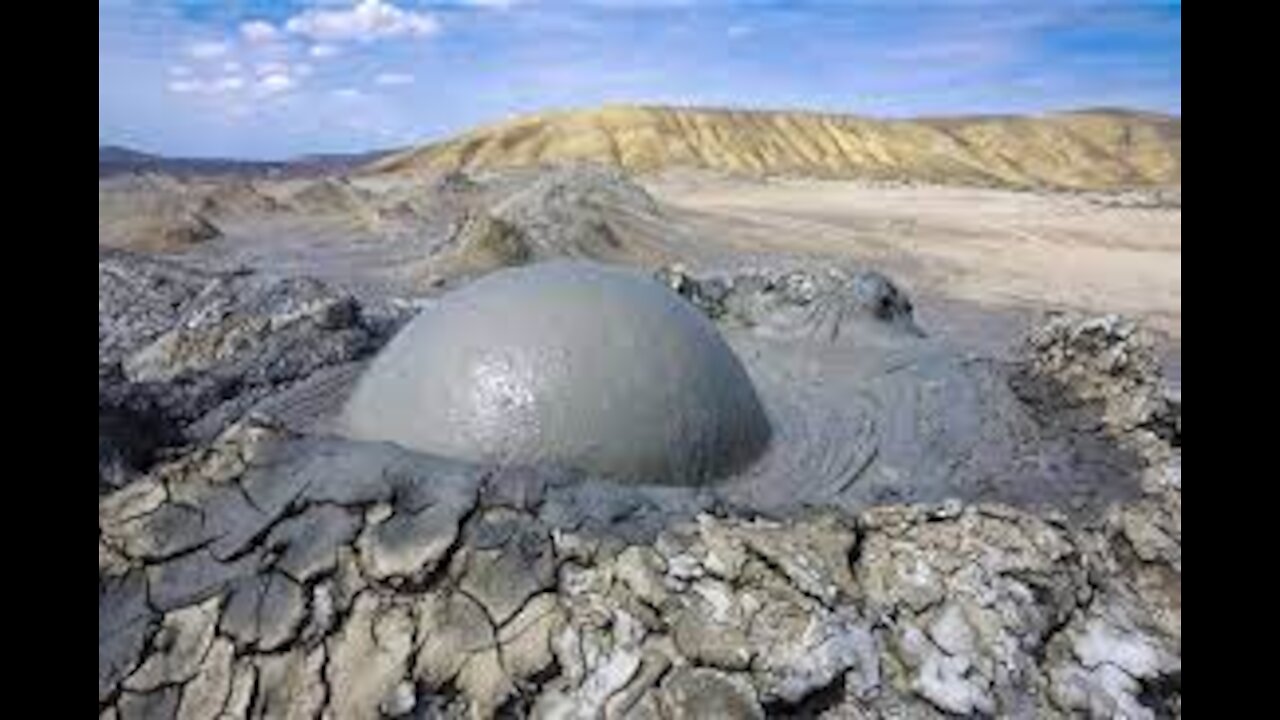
[898,622,995,715]
[98,248,216,365]
[175,638,234,720]
[99,251,379,484]
[746,602,876,705]
[498,593,566,680]
[491,165,672,264]
[413,590,496,690]
[658,667,764,720]
[325,593,416,720]
[117,686,182,720]
[857,505,1083,714]
[357,460,480,582]
[671,579,753,669]
[1013,313,1175,454]
[698,513,858,606]
[270,504,362,582]
[416,210,532,285]
[220,572,307,651]
[452,509,557,625]
[99,571,154,703]
[658,265,924,339]
[252,645,328,720]
[613,546,669,608]
[123,597,221,692]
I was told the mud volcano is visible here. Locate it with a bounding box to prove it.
[342,261,771,484]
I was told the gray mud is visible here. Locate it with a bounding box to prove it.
[99,167,1181,719]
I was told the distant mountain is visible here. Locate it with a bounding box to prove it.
[368,104,1181,190]
[99,145,159,164]
[98,145,399,179]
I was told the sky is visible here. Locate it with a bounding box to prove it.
[99,0,1182,159]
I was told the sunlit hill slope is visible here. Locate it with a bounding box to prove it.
[370,105,1180,190]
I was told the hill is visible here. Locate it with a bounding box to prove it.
[98,145,397,179]
[368,105,1180,189]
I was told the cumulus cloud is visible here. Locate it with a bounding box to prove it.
[166,75,246,95]
[374,72,414,86]
[309,43,341,59]
[223,61,242,73]
[167,79,200,94]
[169,65,193,77]
[257,73,296,95]
[187,41,230,60]
[331,88,364,100]
[240,20,281,44]
[285,0,439,43]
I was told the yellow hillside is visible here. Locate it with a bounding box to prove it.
[368,105,1181,190]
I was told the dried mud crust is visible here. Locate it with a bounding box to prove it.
[98,249,386,492]
[99,297,1180,718]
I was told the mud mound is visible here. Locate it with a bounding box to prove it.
[99,176,224,252]
[489,165,680,266]
[100,208,221,252]
[658,263,924,339]
[411,211,533,286]
[344,261,771,485]
[197,179,282,218]
[285,177,374,215]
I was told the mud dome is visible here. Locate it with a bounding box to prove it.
[342,261,772,485]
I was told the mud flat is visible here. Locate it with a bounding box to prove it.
[99,165,1181,719]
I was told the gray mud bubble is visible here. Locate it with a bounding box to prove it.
[341,260,772,485]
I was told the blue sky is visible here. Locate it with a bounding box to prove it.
[98,1,1181,159]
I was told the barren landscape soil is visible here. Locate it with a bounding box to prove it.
[644,174,1181,383]
[99,163,1184,718]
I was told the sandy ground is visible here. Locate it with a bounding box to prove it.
[644,174,1181,382]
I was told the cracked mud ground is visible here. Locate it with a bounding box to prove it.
[100,171,1180,719]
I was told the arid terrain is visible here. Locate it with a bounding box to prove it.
[98,162,1182,382]
[372,105,1180,189]
[645,172,1181,380]
[99,105,1181,719]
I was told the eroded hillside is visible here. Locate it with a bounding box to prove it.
[370,105,1180,189]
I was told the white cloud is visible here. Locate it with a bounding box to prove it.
[223,61,242,73]
[256,61,290,77]
[295,63,314,77]
[169,65,193,77]
[187,41,230,60]
[213,76,245,92]
[166,75,246,95]
[727,24,752,39]
[465,0,522,8]
[258,73,296,95]
[309,43,341,59]
[374,72,414,86]
[240,20,281,44]
[331,88,364,100]
[284,0,440,43]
